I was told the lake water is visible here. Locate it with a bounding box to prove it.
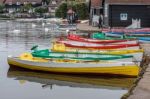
[0,20,134,99]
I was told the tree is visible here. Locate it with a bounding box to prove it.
[55,2,88,19]
[55,3,67,18]
[20,3,32,13]
[34,7,48,14]
[0,4,4,13]
[44,0,51,5]
[74,3,88,20]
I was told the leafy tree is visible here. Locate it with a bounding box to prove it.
[55,2,88,19]
[20,3,32,13]
[44,0,51,5]
[34,7,48,14]
[55,8,61,18]
[0,4,4,13]
[74,3,88,19]
[55,3,67,18]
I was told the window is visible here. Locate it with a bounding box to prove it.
[120,13,128,21]
[9,2,12,5]
[32,2,36,5]
[24,2,27,4]
[16,2,20,5]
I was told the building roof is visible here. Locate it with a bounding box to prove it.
[48,0,62,7]
[106,0,150,5]
[5,0,43,4]
[67,9,75,14]
[91,0,103,8]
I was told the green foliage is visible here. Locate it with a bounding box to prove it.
[55,3,67,18]
[34,7,48,14]
[55,2,88,19]
[73,3,88,19]
[55,9,61,18]
[0,4,4,13]
[20,3,32,12]
[45,0,51,5]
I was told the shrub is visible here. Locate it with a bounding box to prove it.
[55,2,88,20]
[73,3,88,20]
[55,2,67,18]
[0,4,4,13]
[34,7,48,14]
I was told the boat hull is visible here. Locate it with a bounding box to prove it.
[32,50,134,62]
[68,34,137,44]
[139,40,150,43]
[52,43,143,62]
[7,57,139,77]
[57,40,140,50]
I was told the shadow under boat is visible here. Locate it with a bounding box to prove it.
[7,67,136,90]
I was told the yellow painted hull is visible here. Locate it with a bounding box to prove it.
[8,57,140,77]
[52,43,143,55]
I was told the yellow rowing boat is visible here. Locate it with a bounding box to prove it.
[7,53,140,77]
[51,43,144,62]
[52,43,143,54]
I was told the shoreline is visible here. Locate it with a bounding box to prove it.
[61,21,150,98]
[122,55,150,99]
[122,44,150,99]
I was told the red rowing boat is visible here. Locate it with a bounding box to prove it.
[57,40,140,50]
[67,34,133,44]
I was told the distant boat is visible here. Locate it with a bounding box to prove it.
[92,32,150,40]
[91,32,135,40]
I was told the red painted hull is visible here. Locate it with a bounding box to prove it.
[67,34,129,44]
[57,40,140,49]
[64,43,139,49]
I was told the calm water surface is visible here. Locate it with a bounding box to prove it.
[0,25,133,99]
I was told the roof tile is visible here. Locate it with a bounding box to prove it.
[91,0,103,8]
[5,0,42,4]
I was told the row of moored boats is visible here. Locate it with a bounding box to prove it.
[7,30,150,77]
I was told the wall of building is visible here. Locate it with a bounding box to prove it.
[108,5,150,27]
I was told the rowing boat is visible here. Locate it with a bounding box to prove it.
[91,32,135,40]
[57,40,140,50]
[7,55,139,77]
[67,34,137,44]
[95,32,150,41]
[51,43,143,63]
[139,40,150,43]
[92,32,150,40]
[31,49,134,62]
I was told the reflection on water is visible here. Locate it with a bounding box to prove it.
[8,67,136,90]
[0,36,50,53]
[0,21,135,99]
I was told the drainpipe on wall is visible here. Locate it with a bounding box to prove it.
[89,8,92,25]
[104,3,109,27]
